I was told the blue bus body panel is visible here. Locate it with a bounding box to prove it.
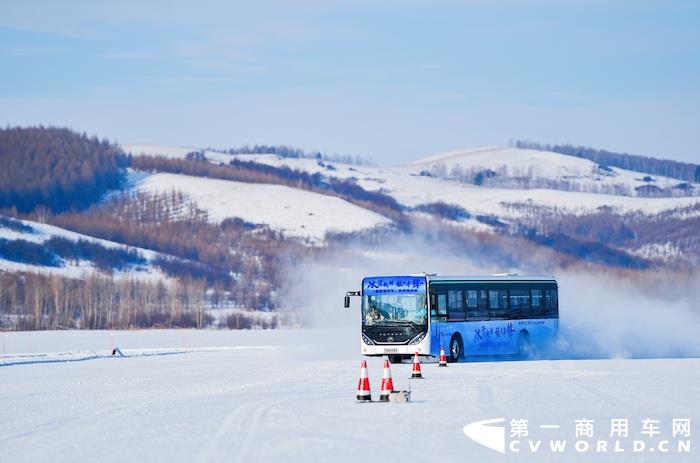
[430,319,558,357]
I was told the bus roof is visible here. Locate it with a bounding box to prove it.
[428,274,556,282]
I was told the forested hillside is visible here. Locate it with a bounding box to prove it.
[0,126,128,213]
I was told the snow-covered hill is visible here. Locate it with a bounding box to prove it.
[122,144,699,219]
[0,217,162,280]
[215,151,698,218]
[117,143,700,266]
[407,146,694,196]
[131,172,392,241]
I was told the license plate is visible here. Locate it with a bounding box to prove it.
[384,348,398,353]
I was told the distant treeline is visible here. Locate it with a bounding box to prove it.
[0,126,128,213]
[212,144,374,166]
[514,140,699,183]
[0,270,296,331]
[0,271,211,330]
[414,202,471,222]
[0,233,144,271]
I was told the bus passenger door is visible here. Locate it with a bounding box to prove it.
[430,321,441,356]
[429,291,440,357]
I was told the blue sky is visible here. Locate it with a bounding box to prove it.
[1,0,698,164]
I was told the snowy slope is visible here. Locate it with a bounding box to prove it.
[221,152,700,218]
[132,172,392,241]
[407,146,696,195]
[0,217,162,280]
[0,329,697,463]
[123,144,699,219]
[120,143,700,253]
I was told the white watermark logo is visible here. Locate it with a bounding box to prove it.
[462,418,692,454]
[462,418,506,454]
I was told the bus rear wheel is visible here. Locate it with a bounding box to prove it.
[517,331,531,359]
[449,334,463,363]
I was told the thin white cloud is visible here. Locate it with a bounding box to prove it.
[0,47,67,57]
[100,51,154,60]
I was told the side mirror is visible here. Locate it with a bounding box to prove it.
[431,309,437,317]
[344,296,350,308]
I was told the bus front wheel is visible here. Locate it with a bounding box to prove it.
[449,334,463,363]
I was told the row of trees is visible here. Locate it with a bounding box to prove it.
[212,144,374,166]
[514,140,699,183]
[0,272,211,330]
[0,126,128,213]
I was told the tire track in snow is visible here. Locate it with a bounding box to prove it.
[195,397,281,462]
[476,377,504,416]
[0,346,280,367]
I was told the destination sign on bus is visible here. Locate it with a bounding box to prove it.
[362,276,426,295]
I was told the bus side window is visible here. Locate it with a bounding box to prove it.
[509,289,530,318]
[466,290,478,317]
[543,288,558,317]
[467,289,488,320]
[447,290,465,320]
[549,289,558,317]
[489,289,508,318]
[477,289,488,318]
[531,289,542,316]
[437,294,447,317]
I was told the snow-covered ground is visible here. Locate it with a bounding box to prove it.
[0,328,697,462]
[0,217,163,280]
[133,172,392,241]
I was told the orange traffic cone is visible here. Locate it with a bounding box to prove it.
[411,352,423,378]
[438,346,448,367]
[357,360,372,402]
[379,359,395,401]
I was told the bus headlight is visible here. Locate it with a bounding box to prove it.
[362,333,375,345]
[409,332,426,345]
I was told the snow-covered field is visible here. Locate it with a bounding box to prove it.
[1,329,697,462]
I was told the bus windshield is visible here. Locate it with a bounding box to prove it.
[362,294,427,327]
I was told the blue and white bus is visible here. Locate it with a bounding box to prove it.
[344,274,559,362]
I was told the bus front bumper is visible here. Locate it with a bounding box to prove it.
[361,338,431,357]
